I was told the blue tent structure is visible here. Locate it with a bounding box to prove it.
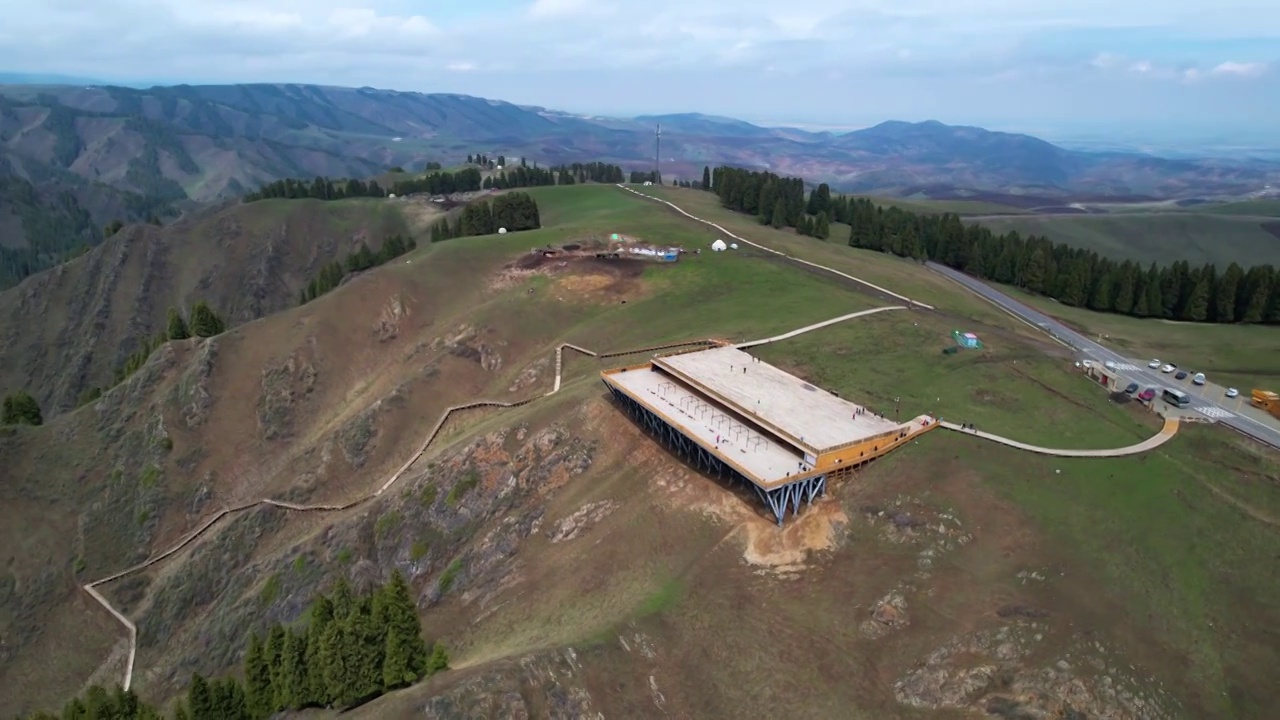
[952,330,983,349]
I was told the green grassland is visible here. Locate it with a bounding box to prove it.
[418,184,1280,717]
[749,310,1280,718]
[1196,199,1280,217]
[10,181,1280,718]
[638,185,1035,330]
[969,212,1280,267]
[870,196,1030,215]
[995,284,1280,391]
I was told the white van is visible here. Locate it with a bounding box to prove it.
[1192,372,1206,386]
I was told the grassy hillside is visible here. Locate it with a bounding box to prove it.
[869,196,1029,216]
[0,195,426,416]
[4,184,1279,719]
[970,212,1280,267]
[1198,199,1280,217]
[992,285,1280,392]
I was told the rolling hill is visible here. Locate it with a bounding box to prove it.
[3,184,1279,720]
[2,83,1277,210]
[0,194,430,416]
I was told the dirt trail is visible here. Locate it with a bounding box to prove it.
[617,185,936,310]
[80,305,909,692]
[1203,481,1280,528]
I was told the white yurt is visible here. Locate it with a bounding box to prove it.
[711,239,728,252]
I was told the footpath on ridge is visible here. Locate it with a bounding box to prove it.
[77,304,907,693]
[75,188,1187,697]
[616,184,937,310]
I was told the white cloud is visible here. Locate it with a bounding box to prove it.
[527,0,607,19]
[1211,60,1267,76]
[0,0,1275,130]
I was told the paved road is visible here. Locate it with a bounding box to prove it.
[927,262,1280,450]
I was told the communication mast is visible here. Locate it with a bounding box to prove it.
[654,124,661,185]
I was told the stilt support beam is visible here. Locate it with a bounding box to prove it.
[605,382,827,526]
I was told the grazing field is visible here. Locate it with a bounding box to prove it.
[637,185,1043,333]
[1197,199,1280,217]
[7,181,1280,720]
[869,196,1030,215]
[969,212,1280,267]
[751,310,1280,719]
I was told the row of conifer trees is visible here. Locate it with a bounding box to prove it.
[25,572,447,719]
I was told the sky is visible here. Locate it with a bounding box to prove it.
[1,0,1277,144]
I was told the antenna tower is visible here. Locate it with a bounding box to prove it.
[654,124,661,185]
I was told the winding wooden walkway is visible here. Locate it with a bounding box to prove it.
[938,417,1180,457]
[80,302,913,692]
[73,186,1187,695]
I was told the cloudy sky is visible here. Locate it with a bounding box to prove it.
[1,0,1277,141]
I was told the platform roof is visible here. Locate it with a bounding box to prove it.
[604,366,812,486]
[652,345,899,454]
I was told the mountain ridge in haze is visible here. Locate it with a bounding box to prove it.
[2,82,1277,205]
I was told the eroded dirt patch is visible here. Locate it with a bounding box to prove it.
[492,239,674,303]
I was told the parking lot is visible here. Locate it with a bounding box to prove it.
[1131,359,1280,429]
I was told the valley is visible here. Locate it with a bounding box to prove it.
[2,182,1278,719]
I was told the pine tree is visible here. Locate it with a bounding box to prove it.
[427,642,450,675]
[378,570,429,687]
[770,199,786,229]
[276,629,308,710]
[813,212,830,240]
[188,673,215,719]
[167,307,190,340]
[2,390,42,426]
[304,595,335,707]
[701,166,711,191]
[1215,262,1243,322]
[244,632,274,719]
[1184,273,1211,321]
[189,301,226,337]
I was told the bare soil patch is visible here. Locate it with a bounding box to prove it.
[492,240,667,303]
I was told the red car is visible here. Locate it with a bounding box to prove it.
[1138,388,1156,402]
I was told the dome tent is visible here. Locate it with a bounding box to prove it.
[711,239,728,251]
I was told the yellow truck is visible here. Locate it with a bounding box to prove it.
[1251,390,1280,418]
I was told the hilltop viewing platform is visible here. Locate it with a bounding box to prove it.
[602,346,938,524]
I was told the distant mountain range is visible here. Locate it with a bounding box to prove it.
[2,82,1279,219]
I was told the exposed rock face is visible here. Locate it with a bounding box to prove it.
[419,648,602,720]
[256,347,319,441]
[134,421,598,693]
[548,500,620,543]
[375,293,408,343]
[435,323,505,372]
[894,623,1179,719]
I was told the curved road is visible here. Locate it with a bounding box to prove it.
[927,262,1280,450]
[939,417,1179,457]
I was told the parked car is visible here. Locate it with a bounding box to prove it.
[1124,382,1140,394]
[1193,373,1206,386]
[1147,358,1161,369]
[1175,370,1188,380]
[1139,388,1156,402]
[1226,387,1239,398]
[1160,364,1176,373]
